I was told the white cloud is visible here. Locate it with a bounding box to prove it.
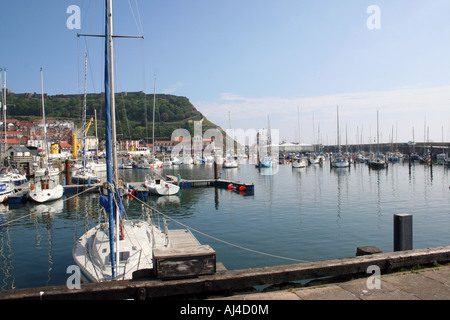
[195,84,450,143]
[163,82,183,94]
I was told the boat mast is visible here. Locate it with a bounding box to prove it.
[82,54,88,169]
[152,78,156,159]
[40,68,49,172]
[151,77,156,178]
[336,105,340,153]
[376,110,379,155]
[0,70,2,171]
[3,69,7,161]
[104,0,118,279]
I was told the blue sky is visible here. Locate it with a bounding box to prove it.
[1,1,450,145]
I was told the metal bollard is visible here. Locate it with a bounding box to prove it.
[393,214,413,251]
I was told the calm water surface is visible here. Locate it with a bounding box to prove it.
[0,160,449,289]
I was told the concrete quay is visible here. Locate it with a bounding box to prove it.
[212,264,450,300]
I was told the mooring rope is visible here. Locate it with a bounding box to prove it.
[128,192,310,263]
[0,183,310,264]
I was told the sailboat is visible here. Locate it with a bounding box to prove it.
[368,110,386,169]
[73,1,177,282]
[0,103,15,201]
[223,112,238,168]
[144,79,179,196]
[28,68,64,203]
[331,106,349,168]
[71,55,100,186]
[0,69,29,195]
[256,117,274,168]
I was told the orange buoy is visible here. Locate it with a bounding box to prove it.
[239,185,246,191]
[227,184,233,190]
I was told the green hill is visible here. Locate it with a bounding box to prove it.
[5,91,222,142]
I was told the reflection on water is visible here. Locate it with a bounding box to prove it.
[0,161,448,289]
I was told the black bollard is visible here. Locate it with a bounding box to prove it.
[394,214,413,251]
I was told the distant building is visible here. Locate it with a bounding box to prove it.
[276,142,314,153]
[6,145,36,162]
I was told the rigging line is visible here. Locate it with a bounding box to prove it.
[127,192,310,263]
[127,0,143,36]
[134,0,144,36]
[62,184,102,202]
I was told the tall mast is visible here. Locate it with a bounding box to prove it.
[40,68,49,171]
[151,77,156,179]
[0,70,2,169]
[104,0,117,279]
[376,110,379,154]
[82,54,88,168]
[336,105,340,153]
[3,69,7,158]
[152,77,156,159]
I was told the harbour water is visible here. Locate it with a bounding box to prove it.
[0,160,449,290]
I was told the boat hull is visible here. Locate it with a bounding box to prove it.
[28,184,64,203]
[145,178,180,196]
[73,220,168,282]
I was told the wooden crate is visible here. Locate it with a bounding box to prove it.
[153,245,216,280]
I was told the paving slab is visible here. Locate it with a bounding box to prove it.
[420,267,450,285]
[294,285,359,300]
[338,277,419,300]
[218,291,300,300]
[382,271,450,300]
[211,265,450,300]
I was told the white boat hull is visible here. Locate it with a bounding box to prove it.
[292,160,308,168]
[331,160,349,167]
[29,184,64,203]
[223,161,238,168]
[145,178,180,196]
[0,183,14,203]
[73,219,169,282]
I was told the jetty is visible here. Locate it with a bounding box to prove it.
[165,175,254,192]
[127,173,255,199]
[0,245,449,300]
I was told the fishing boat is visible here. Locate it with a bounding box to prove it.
[73,1,180,282]
[28,68,64,203]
